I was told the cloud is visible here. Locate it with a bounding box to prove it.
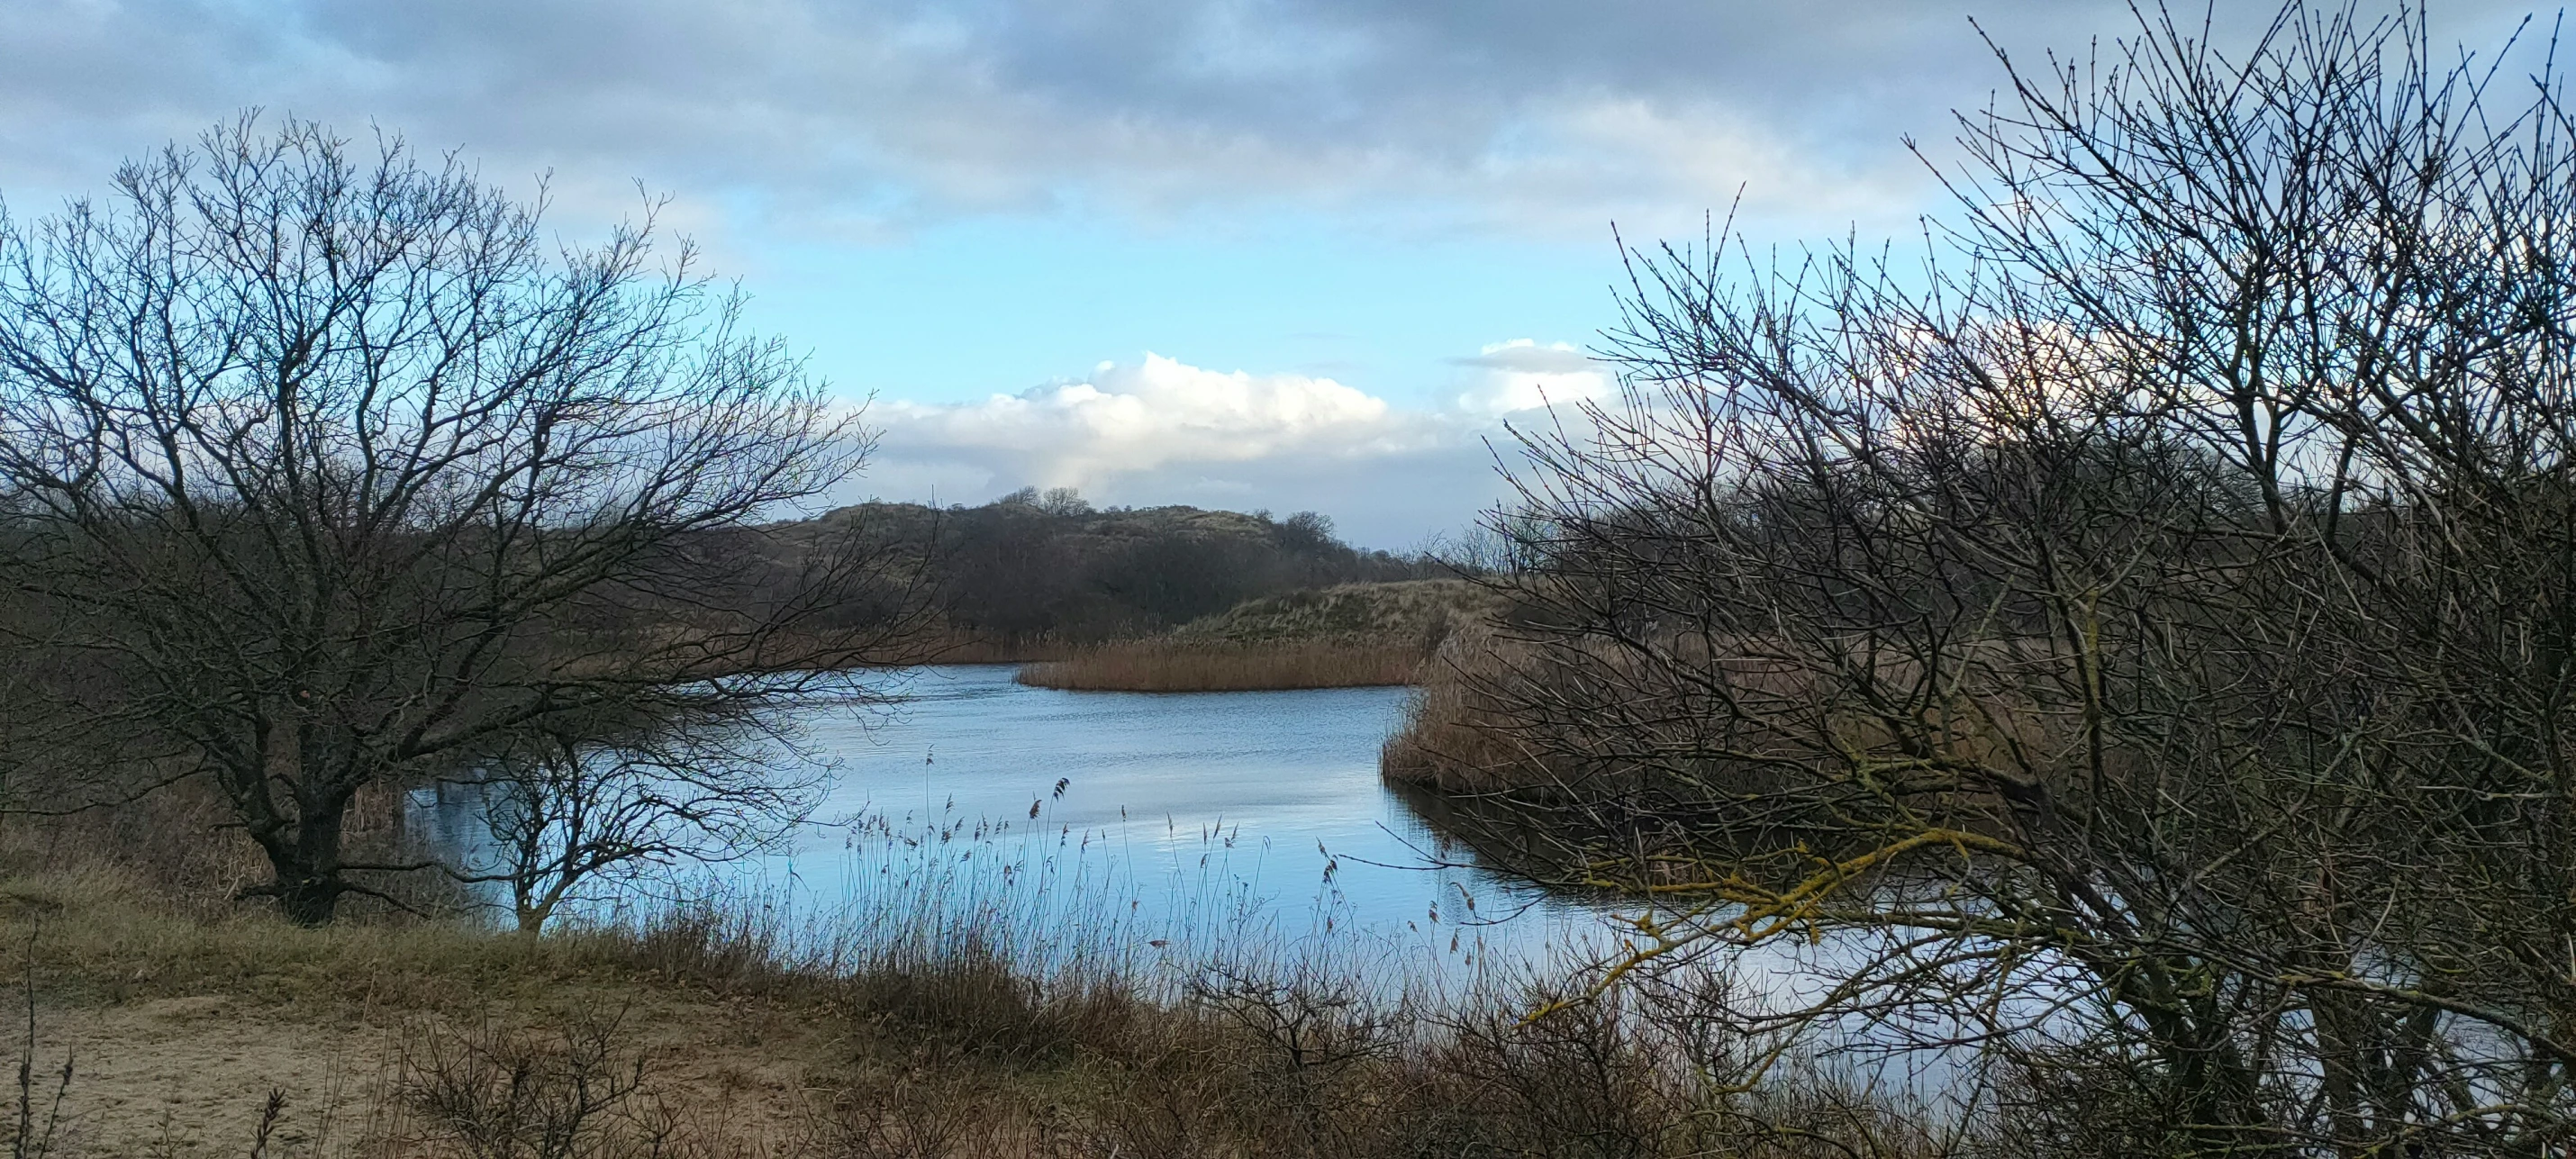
[1451,340,1613,416]
[13,0,2523,243]
[872,352,1431,492]
[853,342,1608,545]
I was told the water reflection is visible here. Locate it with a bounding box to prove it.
[410,665,2039,1101]
[415,664,1619,976]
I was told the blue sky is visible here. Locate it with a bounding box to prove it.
[739,211,1621,409]
[0,0,2541,545]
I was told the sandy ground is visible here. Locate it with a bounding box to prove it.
[28,989,850,1157]
[40,995,383,1156]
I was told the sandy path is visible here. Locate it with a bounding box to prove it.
[20,991,844,1157]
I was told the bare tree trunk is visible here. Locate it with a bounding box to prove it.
[0,116,934,921]
[241,785,350,926]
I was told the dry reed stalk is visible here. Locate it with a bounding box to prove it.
[912,632,1086,665]
[1013,642,1426,693]
[1378,626,1553,793]
[0,837,1949,1158]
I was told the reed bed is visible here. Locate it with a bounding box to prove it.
[0,805,1947,1159]
[912,632,1086,665]
[1380,624,1556,793]
[1015,640,1428,692]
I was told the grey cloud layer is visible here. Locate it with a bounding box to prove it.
[7,1,2549,542]
[11,0,2530,238]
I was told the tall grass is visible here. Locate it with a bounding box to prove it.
[1016,640,1426,692]
[0,792,1958,1158]
[912,633,1084,665]
[1380,625,1554,792]
[0,738,1942,1156]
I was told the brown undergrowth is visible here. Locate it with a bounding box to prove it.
[1014,641,1427,692]
[1014,580,1502,692]
[1380,624,1552,793]
[0,804,1940,1158]
[910,634,1084,666]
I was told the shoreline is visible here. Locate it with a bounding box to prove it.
[0,846,1911,1157]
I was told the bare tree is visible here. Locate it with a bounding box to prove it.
[439,711,828,934]
[1420,3,2576,1152]
[0,116,924,924]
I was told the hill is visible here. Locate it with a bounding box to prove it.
[772,492,1445,655]
[1013,579,1503,693]
[1171,579,1501,647]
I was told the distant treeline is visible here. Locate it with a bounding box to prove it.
[787,487,1446,649]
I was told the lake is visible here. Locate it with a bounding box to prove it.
[421,664,1619,979]
[413,663,1996,1079]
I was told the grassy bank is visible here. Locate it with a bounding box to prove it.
[1015,640,1426,692]
[1170,579,1500,647]
[0,820,1934,1158]
[1012,580,1503,693]
[918,634,1084,665]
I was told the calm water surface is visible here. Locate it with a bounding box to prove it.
[420,662,1965,1065]
[510,665,1619,975]
[759,667,1990,1091]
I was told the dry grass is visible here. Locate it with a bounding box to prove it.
[1015,641,1427,692]
[1172,580,1500,647]
[911,634,1084,665]
[1014,580,1510,692]
[1379,625,1554,792]
[898,581,1514,689]
[0,801,1946,1158]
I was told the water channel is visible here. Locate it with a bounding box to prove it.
[422,664,1621,980]
[414,663,2003,1093]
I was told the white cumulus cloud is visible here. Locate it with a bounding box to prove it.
[852,340,1612,545]
[1452,340,1613,415]
[874,352,1429,493]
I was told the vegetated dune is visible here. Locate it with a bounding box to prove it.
[1014,579,1505,692]
[1014,639,1428,692]
[769,495,1447,658]
[1169,578,1503,647]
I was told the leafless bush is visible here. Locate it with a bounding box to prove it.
[1043,1029,1237,1159]
[1185,960,1409,1155]
[8,973,70,1159]
[799,1072,1007,1159]
[1431,993,1673,1159]
[440,721,827,934]
[1445,1,2576,1151]
[1392,969,1934,1159]
[395,1004,656,1159]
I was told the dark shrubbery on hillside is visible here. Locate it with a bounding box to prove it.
[793,490,1443,648]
